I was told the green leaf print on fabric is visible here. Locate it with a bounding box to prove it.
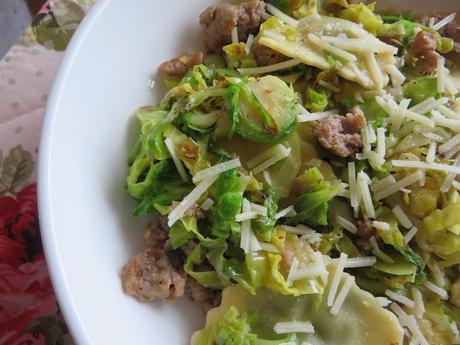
[32,1,85,51]
[0,145,34,196]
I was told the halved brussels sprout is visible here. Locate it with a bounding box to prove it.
[230,76,298,143]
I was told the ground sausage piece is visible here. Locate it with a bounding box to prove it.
[122,215,187,302]
[122,248,186,302]
[314,106,366,157]
[199,0,266,53]
[252,43,287,66]
[185,277,222,313]
[409,31,444,75]
[158,52,204,78]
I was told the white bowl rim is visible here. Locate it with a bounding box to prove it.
[38,1,112,344]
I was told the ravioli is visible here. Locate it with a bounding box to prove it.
[192,269,404,345]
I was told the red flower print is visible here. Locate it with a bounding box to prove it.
[0,183,65,345]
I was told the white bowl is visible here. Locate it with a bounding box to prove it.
[38,1,459,344]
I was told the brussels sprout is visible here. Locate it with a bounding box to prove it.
[228,76,298,143]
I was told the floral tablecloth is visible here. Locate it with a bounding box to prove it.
[0,1,94,344]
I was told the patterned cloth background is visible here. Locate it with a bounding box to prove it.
[0,1,94,344]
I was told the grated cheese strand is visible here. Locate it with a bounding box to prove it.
[343,256,376,268]
[391,160,460,175]
[335,215,358,234]
[265,3,299,27]
[412,287,425,319]
[404,226,418,244]
[371,175,396,193]
[308,33,357,62]
[426,141,437,163]
[423,280,448,300]
[168,175,219,227]
[375,297,392,307]
[385,289,415,309]
[392,205,413,229]
[439,133,460,154]
[357,171,375,218]
[231,26,239,44]
[374,170,424,201]
[238,59,301,75]
[297,109,338,122]
[331,275,355,315]
[275,205,296,220]
[370,236,394,263]
[235,211,260,222]
[273,321,315,334]
[252,147,291,175]
[432,13,456,31]
[372,221,391,231]
[327,252,347,307]
[247,144,286,169]
[245,33,254,54]
[199,198,214,211]
[164,138,189,182]
[193,158,241,183]
[348,162,358,213]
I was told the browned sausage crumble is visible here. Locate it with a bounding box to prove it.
[314,106,366,157]
[199,0,266,52]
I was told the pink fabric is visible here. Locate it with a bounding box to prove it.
[0,1,93,343]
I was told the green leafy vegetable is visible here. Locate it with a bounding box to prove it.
[210,168,245,239]
[292,168,345,226]
[304,87,329,112]
[223,43,257,69]
[403,76,439,104]
[338,3,383,35]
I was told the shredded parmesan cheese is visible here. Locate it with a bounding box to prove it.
[250,203,268,216]
[238,59,301,75]
[432,13,456,31]
[164,138,188,182]
[252,147,291,175]
[385,290,415,309]
[412,287,425,319]
[357,171,375,218]
[275,205,296,219]
[235,211,260,222]
[343,256,376,268]
[376,127,386,163]
[335,215,357,234]
[263,171,272,185]
[364,52,383,89]
[348,162,358,213]
[385,64,406,86]
[373,170,424,201]
[273,321,315,334]
[327,253,347,307]
[193,158,241,183]
[439,133,460,154]
[297,109,337,122]
[247,145,286,169]
[231,26,239,44]
[265,3,299,27]
[391,160,460,175]
[375,296,392,307]
[371,175,396,193]
[390,303,429,345]
[438,59,446,93]
[392,205,413,229]
[372,221,391,231]
[423,280,448,300]
[168,175,219,227]
[426,141,437,163]
[245,33,254,54]
[370,236,394,263]
[331,275,355,315]
[199,198,214,211]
